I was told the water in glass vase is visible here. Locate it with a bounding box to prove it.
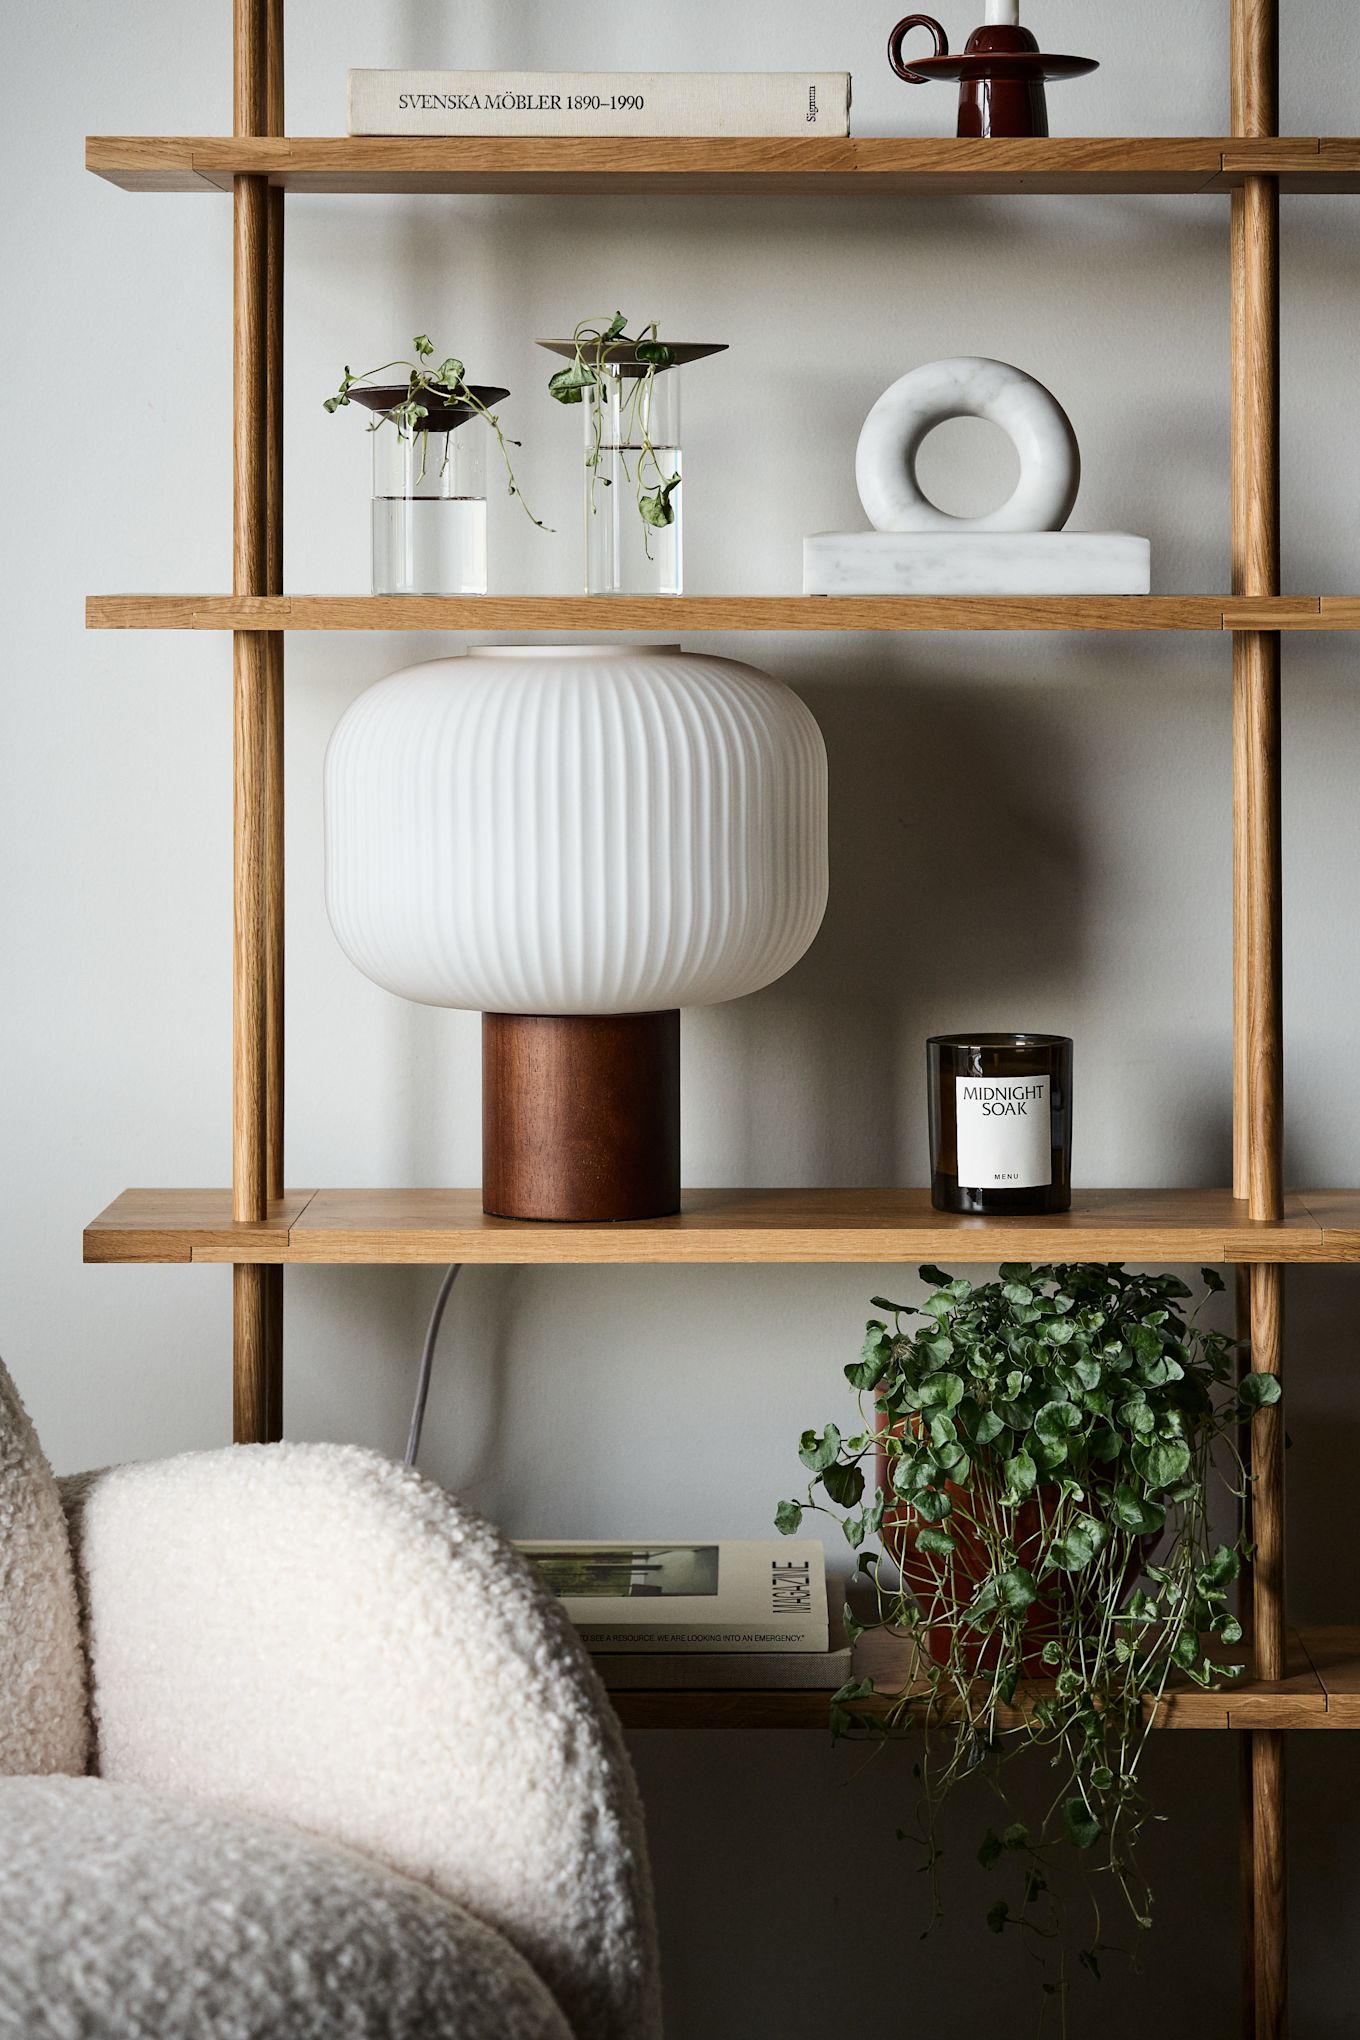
[372,495,488,596]
[585,447,682,596]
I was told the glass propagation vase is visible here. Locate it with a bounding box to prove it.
[538,339,726,598]
[353,382,509,596]
[583,362,683,597]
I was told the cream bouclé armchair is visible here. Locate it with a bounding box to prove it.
[0,1357,661,2039]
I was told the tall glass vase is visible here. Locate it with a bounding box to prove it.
[351,380,510,596]
[372,418,489,596]
[583,363,683,597]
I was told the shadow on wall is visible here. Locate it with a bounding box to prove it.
[686,647,1092,1187]
[632,1726,1243,2040]
[289,1261,524,1481]
[1284,1265,1360,1626]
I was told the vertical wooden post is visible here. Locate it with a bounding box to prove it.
[232,0,284,1443]
[1234,1264,1255,2040]
[264,0,285,1215]
[1230,177,1251,1205]
[1231,4,1286,2036]
[262,0,286,1441]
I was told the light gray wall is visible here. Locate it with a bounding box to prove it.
[4,3,1359,2033]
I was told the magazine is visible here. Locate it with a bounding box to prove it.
[517,1539,829,1652]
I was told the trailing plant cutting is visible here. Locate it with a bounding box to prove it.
[324,335,545,523]
[547,313,682,541]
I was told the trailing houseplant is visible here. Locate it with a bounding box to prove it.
[545,312,682,539]
[325,334,545,523]
[777,1261,1281,2009]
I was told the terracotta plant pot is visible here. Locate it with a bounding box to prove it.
[876,1424,1154,1684]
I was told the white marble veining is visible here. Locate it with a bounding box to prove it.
[804,530,1151,596]
[854,356,1082,534]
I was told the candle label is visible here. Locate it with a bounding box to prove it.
[954,1076,1052,1189]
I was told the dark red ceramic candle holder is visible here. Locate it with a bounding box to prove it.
[887,11,1097,138]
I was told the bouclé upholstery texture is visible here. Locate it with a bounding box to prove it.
[0,1775,574,2040]
[0,1361,88,1777]
[60,1440,661,2040]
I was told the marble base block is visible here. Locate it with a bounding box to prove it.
[804,531,1151,596]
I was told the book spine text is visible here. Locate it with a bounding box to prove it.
[347,71,851,139]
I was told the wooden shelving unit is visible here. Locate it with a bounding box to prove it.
[85,3,1334,2028]
[87,132,1360,195]
[85,593,1360,633]
[609,1628,1360,1733]
[83,1187,1360,1266]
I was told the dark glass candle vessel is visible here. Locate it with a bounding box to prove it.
[928,1033,1073,1215]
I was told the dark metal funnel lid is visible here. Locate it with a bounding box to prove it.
[348,382,510,431]
[536,340,727,378]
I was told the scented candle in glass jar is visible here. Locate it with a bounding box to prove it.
[927,1032,1072,1214]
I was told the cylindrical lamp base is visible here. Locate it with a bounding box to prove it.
[482,1012,681,1222]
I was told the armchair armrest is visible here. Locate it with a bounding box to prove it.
[61,1444,658,2040]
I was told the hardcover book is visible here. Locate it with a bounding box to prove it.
[517,1539,830,1651]
[347,70,852,139]
[593,1614,920,1690]
[597,1645,853,1690]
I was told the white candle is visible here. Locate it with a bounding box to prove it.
[985,0,1021,22]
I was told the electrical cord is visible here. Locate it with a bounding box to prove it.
[404,1263,462,1469]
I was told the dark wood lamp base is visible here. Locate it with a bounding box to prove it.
[482,1011,681,1222]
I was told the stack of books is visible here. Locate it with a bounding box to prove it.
[517,1539,854,1691]
[348,70,852,140]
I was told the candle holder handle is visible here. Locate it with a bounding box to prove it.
[888,13,949,82]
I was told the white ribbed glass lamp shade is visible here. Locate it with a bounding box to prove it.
[324,644,828,1017]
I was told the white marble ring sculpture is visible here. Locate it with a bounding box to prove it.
[854,356,1081,534]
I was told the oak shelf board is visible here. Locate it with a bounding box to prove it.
[85,135,1360,197]
[82,1189,317,1262]
[81,1186,1360,1267]
[84,594,1351,635]
[611,1627,1356,1730]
